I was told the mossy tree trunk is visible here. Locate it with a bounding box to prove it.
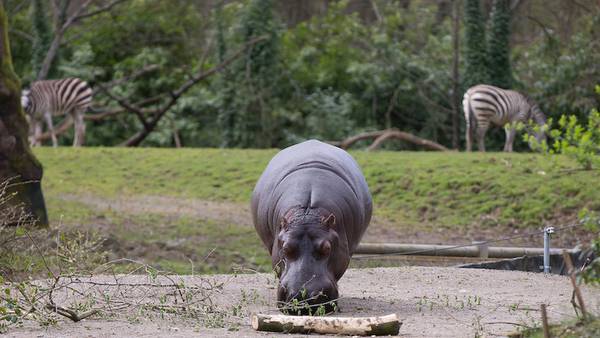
[463,0,489,88]
[0,1,48,226]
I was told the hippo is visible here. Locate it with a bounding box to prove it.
[251,140,372,313]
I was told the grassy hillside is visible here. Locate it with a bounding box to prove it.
[37,147,599,227]
[30,147,599,274]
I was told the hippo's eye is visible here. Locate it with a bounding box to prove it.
[282,243,296,258]
[318,240,331,257]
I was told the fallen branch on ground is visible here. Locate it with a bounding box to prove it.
[337,129,449,151]
[251,313,401,335]
[45,304,98,322]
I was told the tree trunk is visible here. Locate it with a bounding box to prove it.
[0,1,48,226]
[451,0,461,149]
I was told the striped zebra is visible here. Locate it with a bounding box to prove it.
[463,84,547,152]
[21,78,92,147]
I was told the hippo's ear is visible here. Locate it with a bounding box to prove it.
[280,218,289,231]
[321,214,336,229]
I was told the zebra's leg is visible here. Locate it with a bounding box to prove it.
[44,111,58,147]
[72,110,86,147]
[476,126,488,152]
[465,123,472,152]
[28,116,36,146]
[32,120,42,147]
[504,127,517,152]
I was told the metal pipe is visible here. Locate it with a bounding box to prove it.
[354,242,575,259]
[543,227,555,273]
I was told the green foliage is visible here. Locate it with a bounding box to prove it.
[486,0,512,89]
[521,317,600,338]
[281,2,456,146]
[6,1,600,149]
[551,112,600,170]
[514,14,600,122]
[463,0,489,88]
[287,89,356,143]
[219,0,283,148]
[528,110,600,170]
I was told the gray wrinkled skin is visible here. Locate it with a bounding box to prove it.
[251,140,372,309]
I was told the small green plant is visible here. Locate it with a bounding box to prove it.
[527,87,600,170]
[416,294,482,313]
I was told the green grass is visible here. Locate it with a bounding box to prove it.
[36,147,600,229]
[24,147,600,275]
[522,317,600,338]
[37,147,274,202]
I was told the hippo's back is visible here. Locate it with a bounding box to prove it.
[251,140,372,254]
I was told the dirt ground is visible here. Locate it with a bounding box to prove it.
[8,266,600,338]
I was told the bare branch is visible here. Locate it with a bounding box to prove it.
[73,0,129,21]
[93,84,152,129]
[37,0,129,80]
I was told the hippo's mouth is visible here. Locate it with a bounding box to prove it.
[277,296,338,316]
[276,282,339,315]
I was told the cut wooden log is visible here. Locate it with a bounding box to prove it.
[251,313,401,336]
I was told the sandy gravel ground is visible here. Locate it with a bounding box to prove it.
[7,266,600,338]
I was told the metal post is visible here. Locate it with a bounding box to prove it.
[543,227,555,274]
[472,241,489,259]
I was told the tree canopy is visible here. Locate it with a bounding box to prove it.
[4,0,600,151]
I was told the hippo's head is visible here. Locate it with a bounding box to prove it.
[274,211,340,314]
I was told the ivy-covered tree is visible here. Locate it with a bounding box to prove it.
[215,1,236,147]
[487,0,512,89]
[30,0,55,80]
[463,0,488,88]
[224,0,282,148]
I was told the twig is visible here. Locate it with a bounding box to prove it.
[483,321,533,328]
[541,304,550,338]
[45,303,99,322]
[562,250,588,319]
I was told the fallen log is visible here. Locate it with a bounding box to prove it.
[338,128,448,151]
[367,129,449,151]
[251,313,401,336]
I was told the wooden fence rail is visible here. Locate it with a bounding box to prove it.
[355,242,578,259]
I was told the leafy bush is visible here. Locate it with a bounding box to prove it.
[527,88,600,170]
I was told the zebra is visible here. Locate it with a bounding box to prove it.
[21,77,92,147]
[463,84,547,152]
